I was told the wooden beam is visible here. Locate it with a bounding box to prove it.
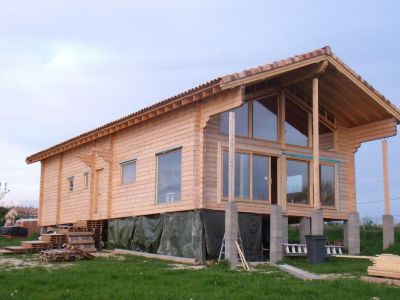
[39,160,45,227]
[382,139,390,215]
[228,111,235,202]
[280,61,328,86]
[279,89,286,149]
[312,77,320,209]
[107,135,115,219]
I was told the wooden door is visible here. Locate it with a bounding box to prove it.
[94,168,104,217]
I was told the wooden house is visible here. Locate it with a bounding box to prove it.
[26,47,399,261]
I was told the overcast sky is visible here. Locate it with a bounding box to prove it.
[0,0,399,220]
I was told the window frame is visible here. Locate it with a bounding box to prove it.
[83,172,89,190]
[155,147,182,204]
[221,147,272,203]
[120,159,137,185]
[319,162,338,209]
[285,158,311,207]
[67,176,74,192]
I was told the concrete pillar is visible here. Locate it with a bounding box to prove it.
[383,215,395,249]
[270,205,283,264]
[282,216,289,244]
[300,217,311,244]
[225,201,238,269]
[344,212,360,255]
[311,209,324,235]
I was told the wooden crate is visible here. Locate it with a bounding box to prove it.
[368,254,400,279]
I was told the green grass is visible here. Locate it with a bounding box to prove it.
[282,256,372,275]
[0,255,398,300]
[0,233,40,248]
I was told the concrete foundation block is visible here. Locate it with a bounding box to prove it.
[311,209,324,235]
[300,217,311,244]
[225,201,238,270]
[344,212,360,255]
[270,205,283,264]
[282,216,289,244]
[383,215,395,250]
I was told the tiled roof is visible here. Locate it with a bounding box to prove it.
[26,46,400,163]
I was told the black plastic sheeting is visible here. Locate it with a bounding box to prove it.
[202,210,262,261]
[108,210,263,262]
[0,226,28,236]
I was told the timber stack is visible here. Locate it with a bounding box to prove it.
[75,220,103,249]
[368,254,400,279]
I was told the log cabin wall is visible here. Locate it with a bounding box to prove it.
[39,103,201,226]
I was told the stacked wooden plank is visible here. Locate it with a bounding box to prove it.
[76,220,103,249]
[40,249,79,263]
[3,246,30,254]
[41,234,67,249]
[368,254,400,279]
[66,232,96,253]
[57,225,87,234]
[21,241,50,253]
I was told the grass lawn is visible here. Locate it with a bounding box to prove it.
[0,254,399,300]
[282,256,372,276]
[0,233,39,248]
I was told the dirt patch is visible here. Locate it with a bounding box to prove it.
[0,255,72,271]
[167,263,206,270]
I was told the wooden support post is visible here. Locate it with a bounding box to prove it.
[107,136,115,219]
[312,76,320,209]
[56,154,64,224]
[382,139,390,215]
[279,89,286,149]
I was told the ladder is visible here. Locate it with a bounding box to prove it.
[218,233,250,271]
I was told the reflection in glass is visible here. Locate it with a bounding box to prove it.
[320,164,335,206]
[253,155,269,200]
[220,103,249,137]
[285,97,309,146]
[286,160,309,204]
[121,161,136,185]
[223,151,250,199]
[157,150,181,203]
[253,95,278,141]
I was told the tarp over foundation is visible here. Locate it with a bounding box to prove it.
[108,209,263,262]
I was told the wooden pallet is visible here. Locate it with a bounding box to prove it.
[41,234,67,249]
[66,232,96,253]
[75,220,103,249]
[21,241,50,252]
[4,246,30,254]
[368,254,400,279]
[40,249,79,263]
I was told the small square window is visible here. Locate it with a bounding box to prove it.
[67,176,74,192]
[121,160,136,185]
[83,172,89,189]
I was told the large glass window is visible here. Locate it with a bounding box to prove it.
[320,164,336,207]
[252,155,270,201]
[252,95,278,141]
[223,151,250,199]
[286,159,309,204]
[220,103,249,137]
[157,150,182,203]
[121,160,136,185]
[285,97,309,146]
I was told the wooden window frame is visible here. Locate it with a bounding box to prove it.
[221,147,272,203]
[155,148,182,204]
[83,172,89,190]
[319,162,339,210]
[67,176,74,192]
[120,159,137,185]
[285,158,311,207]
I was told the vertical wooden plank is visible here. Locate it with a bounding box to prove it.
[56,153,64,224]
[382,139,390,215]
[279,89,286,149]
[39,160,45,227]
[89,152,95,220]
[229,111,235,202]
[312,77,320,209]
[107,135,114,219]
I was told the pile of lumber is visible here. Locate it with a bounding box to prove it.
[76,220,103,249]
[40,248,79,263]
[66,232,96,253]
[21,241,50,252]
[57,225,87,234]
[3,246,30,254]
[41,234,67,249]
[368,254,400,279]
